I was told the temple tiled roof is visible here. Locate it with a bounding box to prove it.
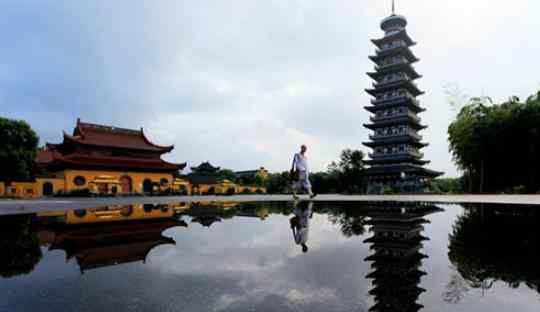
[37,149,186,172]
[36,119,186,173]
[61,119,174,153]
[190,161,220,173]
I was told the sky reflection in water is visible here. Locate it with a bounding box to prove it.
[0,201,539,312]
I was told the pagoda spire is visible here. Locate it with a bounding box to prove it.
[392,0,395,15]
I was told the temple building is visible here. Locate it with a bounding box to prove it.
[0,119,265,198]
[187,162,266,195]
[34,119,186,195]
[363,4,442,193]
[364,203,442,312]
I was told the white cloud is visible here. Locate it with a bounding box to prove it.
[3,0,540,176]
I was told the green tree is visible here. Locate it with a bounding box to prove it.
[0,118,39,182]
[266,172,290,194]
[265,149,367,194]
[335,149,366,194]
[254,172,265,187]
[448,90,540,193]
[217,169,237,182]
[432,177,465,194]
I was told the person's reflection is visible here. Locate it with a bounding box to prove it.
[290,201,314,253]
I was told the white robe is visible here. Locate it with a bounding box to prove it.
[293,153,312,190]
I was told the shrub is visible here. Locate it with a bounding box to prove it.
[382,186,395,195]
[511,185,527,194]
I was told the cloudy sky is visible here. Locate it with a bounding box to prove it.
[2,0,539,177]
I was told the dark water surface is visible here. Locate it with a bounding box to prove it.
[0,201,539,312]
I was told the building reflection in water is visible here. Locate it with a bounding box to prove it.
[37,204,189,274]
[6,201,244,274]
[185,201,239,227]
[363,203,442,312]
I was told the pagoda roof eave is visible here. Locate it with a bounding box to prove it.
[367,66,422,80]
[368,66,421,81]
[366,158,430,166]
[364,106,425,114]
[364,99,425,113]
[363,139,429,149]
[363,122,428,130]
[371,30,415,46]
[369,48,420,64]
[370,44,418,59]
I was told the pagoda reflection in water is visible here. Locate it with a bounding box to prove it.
[364,203,442,312]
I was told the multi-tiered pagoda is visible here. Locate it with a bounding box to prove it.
[363,5,442,193]
[364,203,442,312]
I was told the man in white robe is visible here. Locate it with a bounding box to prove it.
[291,145,316,200]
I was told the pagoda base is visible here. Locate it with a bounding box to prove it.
[365,164,443,194]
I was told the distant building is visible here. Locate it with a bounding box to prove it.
[187,162,266,195]
[363,7,443,193]
[188,162,221,185]
[234,167,269,180]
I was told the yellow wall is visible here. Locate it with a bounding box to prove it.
[35,178,65,197]
[191,183,266,195]
[7,182,39,198]
[171,182,192,195]
[1,178,62,198]
[63,170,174,193]
[1,171,267,198]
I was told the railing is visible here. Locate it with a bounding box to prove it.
[375,57,408,70]
[370,95,422,109]
[369,131,423,141]
[369,150,424,159]
[377,40,407,53]
[373,75,410,88]
[369,112,421,123]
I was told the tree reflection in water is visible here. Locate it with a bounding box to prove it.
[447,204,540,302]
[0,214,42,278]
[317,202,369,237]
